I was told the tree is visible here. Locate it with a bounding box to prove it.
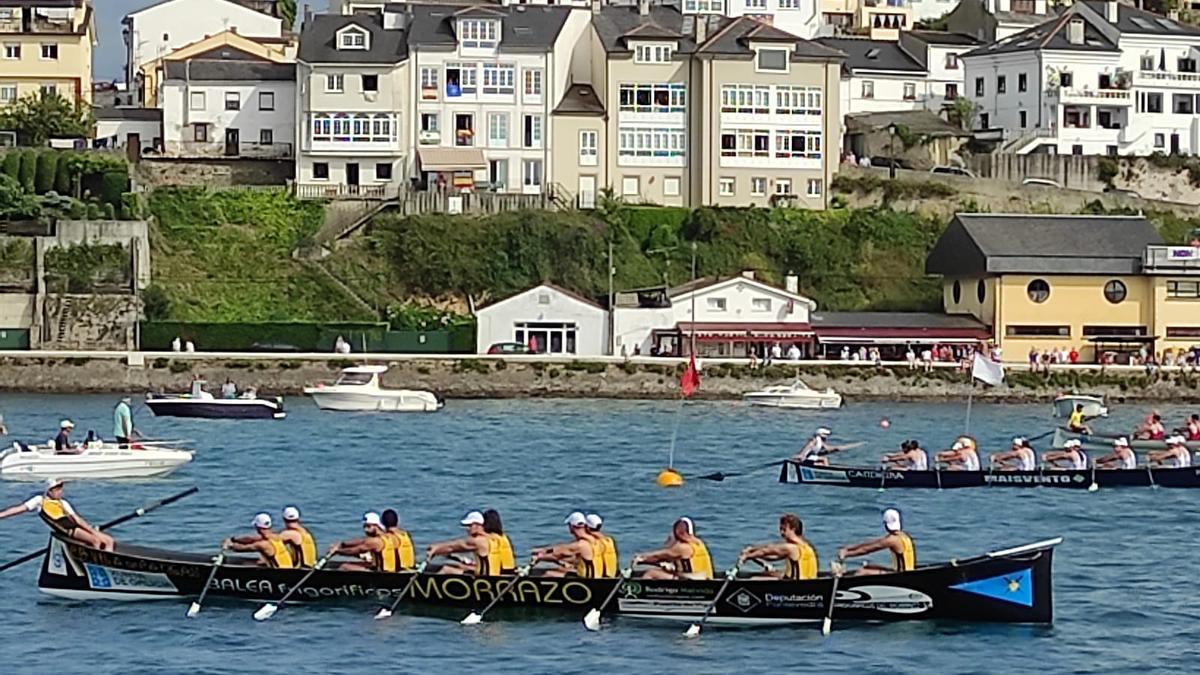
[16,149,35,192]
[34,151,57,194]
[947,97,979,131]
[277,0,297,28]
[0,92,92,147]
[0,174,41,220]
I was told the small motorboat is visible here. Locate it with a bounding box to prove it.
[145,381,285,419]
[1052,393,1107,419]
[0,441,193,480]
[304,365,443,412]
[743,380,842,409]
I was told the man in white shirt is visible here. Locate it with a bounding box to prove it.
[0,478,114,550]
[787,344,801,361]
[770,343,782,361]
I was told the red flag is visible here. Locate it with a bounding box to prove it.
[680,355,700,398]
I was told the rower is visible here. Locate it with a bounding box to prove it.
[1148,435,1192,468]
[223,513,294,568]
[792,427,846,465]
[530,512,597,578]
[585,513,618,578]
[1134,413,1166,441]
[990,437,1036,471]
[381,508,416,571]
[631,517,713,580]
[327,512,394,572]
[425,511,495,575]
[1042,438,1088,470]
[1186,414,1200,442]
[278,506,317,568]
[836,508,916,576]
[1067,404,1092,434]
[482,508,516,574]
[1095,437,1137,470]
[881,440,928,471]
[936,438,980,471]
[0,478,115,551]
[740,513,818,581]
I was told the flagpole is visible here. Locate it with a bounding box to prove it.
[964,385,973,436]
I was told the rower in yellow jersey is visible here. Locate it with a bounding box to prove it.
[531,512,597,578]
[327,512,393,572]
[739,513,818,580]
[482,509,516,574]
[223,513,295,568]
[381,508,416,570]
[426,510,496,575]
[632,517,713,580]
[279,506,317,568]
[0,478,115,550]
[837,508,916,576]
[585,513,618,578]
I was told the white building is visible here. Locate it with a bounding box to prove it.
[94,108,163,153]
[161,55,296,158]
[613,272,817,357]
[122,0,283,105]
[963,1,1200,155]
[475,283,609,355]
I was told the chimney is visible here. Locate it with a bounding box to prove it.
[741,270,756,280]
[592,0,601,14]
[1066,18,1083,45]
[785,272,799,294]
[1104,1,1118,23]
[638,0,649,16]
[695,15,707,44]
[303,4,313,29]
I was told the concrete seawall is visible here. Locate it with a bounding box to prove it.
[2,352,1200,402]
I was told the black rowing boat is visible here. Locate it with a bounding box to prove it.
[779,461,1200,488]
[37,532,1059,625]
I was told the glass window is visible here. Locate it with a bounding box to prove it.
[224,92,240,110]
[522,159,542,187]
[806,179,822,197]
[1167,280,1200,298]
[259,129,273,145]
[1103,280,1127,304]
[258,91,274,110]
[719,177,734,196]
[376,163,392,180]
[420,68,439,99]
[664,176,680,197]
[752,298,771,312]
[339,29,366,49]
[326,74,344,92]
[481,64,515,95]
[756,48,788,72]
[750,177,766,196]
[707,297,727,311]
[193,123,208,142]
[3,44,19,59]
[903,82,916,100]
[523,68,543,98]
[1027,279,1050,303]
[579,130,598,166]
[190,91,205,110]
[523,114,542,148]
[313,162,329,180]
[488,112,508,147]
[361,74,378,92]
[862,80,874,99]
[40,43,57,60]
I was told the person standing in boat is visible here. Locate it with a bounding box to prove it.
[990,437,1037,471]
[425,510,497,575]
[836,508,916,576]
[224,513,295,568]
[1094,437,1138,470]
[1147,436,1192,468]
[585,513,618,578]
[380,508,416,571]
[113,396,136,447]
[936,438,980,471]
[220,379,237,399]
[632,517,713,580]
[0,478,115,551]
[530,512,598,578]
[740,513,818,580]
[1042,439,1088,470]
[881,440,928,471]
[278,506,318,568]
[326,512,394,572]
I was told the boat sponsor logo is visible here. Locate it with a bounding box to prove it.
[616,598,712,615]
[799,467,850,483]
[845,469,905,481]
[47,539,68,576]
[85,564,176,592]
[762,592,826,609]
[982,473,1079,485]
[620,581,642,599]
[404,576,595,606]
[834,586,933,614]
[725,588,761,613]
[951,569,1033,607]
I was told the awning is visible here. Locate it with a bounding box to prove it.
[417,147,486,171]
[673,322,814,342]
[817,337,983,345]
[1086,336,1157,343]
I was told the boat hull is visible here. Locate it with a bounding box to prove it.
[743,394,843,409]
[1052,396,1106,419]
[37,535,1058,625]
[145,397,284,420]
[1052,428,1200,452]
[303,390,442,412]
[779,460,1200,488]
[0,445,192,480]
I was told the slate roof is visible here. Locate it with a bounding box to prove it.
[905,30,982,46]
[699,16,844,60]
[297,13,409,64]
[407,4,572,51]
[592,5,703,54]
[963,5,1134,58]
[1079,1,1200,36]
[554,83,605,115]
[925,214,1163,276]
[813,37,924,72]
[812,312,989,330]
[95,107,163,122]
[164,59,295,81]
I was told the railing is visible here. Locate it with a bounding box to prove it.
[1137,70,1200,84]
[294,183,401,201]
[292,182,563,215]
[0,17,79,34]
[1143,246,1200,273]
[1058,88,1131,101]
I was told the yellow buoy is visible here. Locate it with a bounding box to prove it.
[656,467,684,488]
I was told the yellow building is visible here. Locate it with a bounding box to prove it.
[926,213,1200,363]
[0,1,95,106]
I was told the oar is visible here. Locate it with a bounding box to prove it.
[693,460,781,482]
[0,486,199,574]
[1147,465,1157,489]
[186,550,225,618]
[253,554,331,621]
[374,559,429,620]
[461,558,534,625]
[684,562,742,638]
[1087,462,1099,492]
[822,559,845,636]
[583,568,632,631]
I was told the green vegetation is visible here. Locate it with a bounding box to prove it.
[44,242,130,292]
[0,92,92,146]
[0,149,132,219]
[832,174,956,201]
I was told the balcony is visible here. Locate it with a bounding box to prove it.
[167,140,293,159]
[1054,88,1132,106]
[0,13,82,35]
[294,183,400,201]
[1143,246,1200,274]
[1135,69,1200,88]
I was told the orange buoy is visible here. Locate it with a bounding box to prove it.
[656,468,684,488]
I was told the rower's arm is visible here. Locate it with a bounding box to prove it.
[839,536,888,560]
[534,541,581,563]
[225,539,266,554]
[636,542,688,564]
[228,534,259,546]
[0,503,28,519]
[335,537,377,556]
[426,538,472,557]
[743,543,790,561]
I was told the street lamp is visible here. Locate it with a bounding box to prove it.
[887,123,897,180]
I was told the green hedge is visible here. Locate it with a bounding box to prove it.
[140,321,389,351]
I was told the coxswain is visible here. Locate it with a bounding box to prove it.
[631,517,713,580]
[223,513,295,568]
[1185,414,1200,442]
[0,478,115,550]
[990,437,1037,471]
[792,427,848,465]
[482,508,517,574]
[381,508,416,571]
[836,508,916,576]
[113,396,136,447]
[327,512,393,572]
[278,506,317,568]
[54,420,80,455]
[936,438,980,471]
[881,440,928,470]
[739,513,818,581]
[1148,435,1192,468]
[425,511,496,575]
[530,512,597,578]
[1042,439,1088,470]
[1067,404,1092,434]
[1094,437,1137,470]
[1134,413,1166,441]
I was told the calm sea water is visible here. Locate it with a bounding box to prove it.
[0,394,1197,674]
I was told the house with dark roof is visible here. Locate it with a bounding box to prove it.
[961,1,1200,156]
[945,0,1055,45]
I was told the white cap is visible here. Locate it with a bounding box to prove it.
[1114,437,1130,448]
[460,510,484,526]
[816,428,832,437]
[1169,435,1185,445]
[883,508,902,532]
[362,511,382,527]
[282,506,301,522]
[678,516,695,535]
[564,511,587,527]
[45,477,63,490]
[1011,437,1025,445]
[252,512,272,529]
[952,440,965,450]
[585,513,603,529]
[59,420,74,429]
[1064,439,1081,448]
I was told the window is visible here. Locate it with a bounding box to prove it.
[3,44,18,60]
[974,77,984,97]
[225,92,240,110]
[1071,144,1083,155]
[720,129,770,157]
[258,91,274,110]
[997,75,1006,94]
[1180,57,1198,73]
[523,68,542,99]
[775,130,822,159]
[664,176,680,197]
[421,113,439,133]
[1103,280,1127,304]
[721,84,771,113]
[806,179,822,197]
[522,114,542,148]
[945,83,958,100]
[487,112,508,147]
[420,67,439,99]
[622,176,639,196]
[361,74,378,92]
[454,113,475,146]
[326,74,344,93]
[445,63,477,96]
[756,48,788,72]
[1005,325,1070,337]
[774,86,821,115]
[40,43,58,60]
[1143,92,1163,114]
[481,64,515,95]
[489,159,508,188]
[1018,73,1027,92]
[1026,279,1050,303]
[952,280,962,304]
[1174,93,1194,115]
[193,123,209,142]
[707,297,727,311]
[1141,54,1155,71]
[635,43,673,64]
[944,54,958,70]
[1082,325,1146,337]
[752,298,771,312]
[775,178,792,195]
[1155,133,1165,148]
[190,91,205,110]
[1168,280,1200,298]
[310,113,395,143]
[0,84,15,103]
[579,130,598,166]
[313,162,329,180]
[618,83,686,112]
[459,19,499,49]
[617,128,687,161]
[750,177,766,196]
[1060,71,1073,88]
[861,80,874,99]
[1106,144,1118,156]
[1167,327,1200,338]
[903,82,916,101]
[339,28,367,50]
[977,279,986,303]
[376,163,393,181]
[523,159,543,187]
[1019,110,1027,128]
[719,177,735,196]
[39,83,55,97]
[259,129,273,145]
[980,113,989,128]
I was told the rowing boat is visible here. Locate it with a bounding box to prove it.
[1052,428,1200,452]
[36,532,1059,625]
[779,460,1200,488]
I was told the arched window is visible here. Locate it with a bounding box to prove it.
[952,280,962,304]
[976,279,986,304]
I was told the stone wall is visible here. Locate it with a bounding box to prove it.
[135,158,292,189]
[42,295,139,350]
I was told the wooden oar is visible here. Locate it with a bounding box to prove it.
[461,558,534,625]
[186,550,225,618]
[253,554,332,621]
[582,568,631,631]
[374,559,429,620]
[1087,462,1099,492]
[0,486,198,574]
[693,460,782,482]
[684,563,742,638]
[822,559,845,636]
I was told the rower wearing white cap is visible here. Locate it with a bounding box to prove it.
[1043,439,1088,470]
[936,437,980,471]
[1095,437,1137,470]
[425,511,496,575]
[223,513,295,568]
[327,512,395,572]
[278,506,318,568]
[1148,436,1192,468]
[585,513,618,578]
[837,508,916,576]
[990,437,1037,471]
[531,512,598,578]
[53,419,80,455]
[0,478,114,551]
[792,427,848,466]
[631,517,713,581]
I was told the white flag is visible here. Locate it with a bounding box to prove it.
[971,352,1004,387]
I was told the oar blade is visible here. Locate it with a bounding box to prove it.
[821,617,832,636]
[683,623,701,638]
[186,602,202,618]
[582,609,602,632]
[460,612,483,626]
[374,607,393,620]
[253,604,278,622]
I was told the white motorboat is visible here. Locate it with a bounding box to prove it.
[303,365,443,412]
[1052,393,1107,418]
[743,380,843,409]
[0,441,193,480]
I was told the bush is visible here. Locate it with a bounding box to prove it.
[99,170,127,208]
[54,154,71,195]
[120,192,143,220]
[141,284,171,320]
[1097,157,1119,187]
[102,202,116,219]
[1,152,19,180]
[16,149,35,192]
[84,201,101,219]
[34,151,56,194]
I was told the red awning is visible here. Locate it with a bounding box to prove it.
[674,322,814,342]
[815,327,990,340]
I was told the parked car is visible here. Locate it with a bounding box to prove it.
[931,165,975,178]
[487,342,530,355]
[869,156,913,170]
[1021,177,1062,188]
[1104,186,1142,199]
[249,341,302,352]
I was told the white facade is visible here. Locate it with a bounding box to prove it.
[475,284,609,356]
[908,0,960,23]
[161,78,296,158]
[94,116,163,152]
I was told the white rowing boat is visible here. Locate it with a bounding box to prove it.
[0,441,193,480]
